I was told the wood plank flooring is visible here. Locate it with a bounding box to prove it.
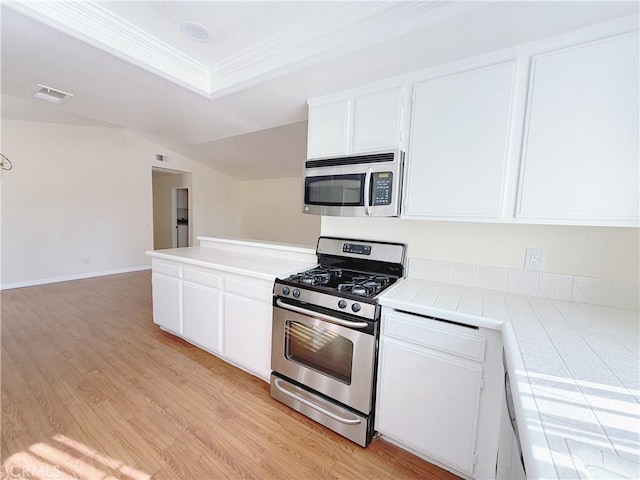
[1,271,460,479]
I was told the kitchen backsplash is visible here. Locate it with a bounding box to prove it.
[407,257,640,311]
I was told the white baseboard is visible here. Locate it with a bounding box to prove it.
[0,265,151,291]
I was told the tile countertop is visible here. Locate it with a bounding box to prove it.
[379,278,640,480]
[146,244,317,281]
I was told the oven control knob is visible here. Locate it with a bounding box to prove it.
[338,300,347,309]
[282,287,290,296]
[351,303,361,313]
[292,289,300,298]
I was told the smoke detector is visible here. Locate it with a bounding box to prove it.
[31,84,74,104]
[180,22,211,42]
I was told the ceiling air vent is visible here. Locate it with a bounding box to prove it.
[31,84,73,104]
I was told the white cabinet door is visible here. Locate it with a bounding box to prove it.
[353,87,404,153]
[376,337,484,475]
[518,32,639,224]
[224,293,272,380]
[404,62,516,219]
[151,273,181,335]
[182,282,223,354]
[307,100,350,159]
[307,85,406,159]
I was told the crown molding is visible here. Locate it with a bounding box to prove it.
[207,1,488,98]
[4,0,211,97]
[5,0,487,100]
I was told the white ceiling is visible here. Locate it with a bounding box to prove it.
[96,1,346,68]
[1,1,638,180]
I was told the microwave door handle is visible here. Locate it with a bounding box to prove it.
[364,168,373,216]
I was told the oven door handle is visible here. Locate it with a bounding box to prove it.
[275,299,369,329]
[273,378,362,425]
[364,167,373,216]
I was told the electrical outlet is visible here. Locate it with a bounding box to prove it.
[524,248,543,271]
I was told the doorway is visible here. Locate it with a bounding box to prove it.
[152,167,192,250]
[173,187,189,248]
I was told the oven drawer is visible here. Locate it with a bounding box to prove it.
[270,374,370,447]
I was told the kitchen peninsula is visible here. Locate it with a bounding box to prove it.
[146,237,316,381]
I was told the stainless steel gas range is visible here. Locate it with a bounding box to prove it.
[270,236,406,447]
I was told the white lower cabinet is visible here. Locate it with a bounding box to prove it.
[376,309,503,479]
[150,259,275,381]
[151,272,181,335]
[378,338,483,473]
[182,281,223,354]
[224,293,272,381]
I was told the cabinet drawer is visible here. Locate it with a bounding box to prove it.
[152,259,182,278]
[225,274,273,303]
[183,265,223,289]
[384,310,486,363]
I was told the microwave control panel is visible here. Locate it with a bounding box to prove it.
[371,172,393,205]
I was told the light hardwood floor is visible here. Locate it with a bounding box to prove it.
[1,271,460,479]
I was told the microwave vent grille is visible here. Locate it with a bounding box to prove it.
[305,152,396,168]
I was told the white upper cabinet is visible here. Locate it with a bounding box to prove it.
[307,85,405,159]
[307,100,350,159]
[517,32,639,225]
[305,18,638,226]
[403,62,516,219]
[352,87,404,154]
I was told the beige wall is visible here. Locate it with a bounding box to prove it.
[239,176,320,248]
[4,118,635,285]
[1,120,241,286]
[152,172,192,249]
[321,217,639,282]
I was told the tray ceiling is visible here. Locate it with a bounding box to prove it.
[2,1,637,180]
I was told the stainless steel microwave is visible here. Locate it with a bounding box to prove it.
[303,150,404,217]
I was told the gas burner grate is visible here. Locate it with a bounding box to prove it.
[288,267,342,286]
[337,275,390,297]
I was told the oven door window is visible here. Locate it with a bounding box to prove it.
[285,320,353,385]
[304,174,365,206]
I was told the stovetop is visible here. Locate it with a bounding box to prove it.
[280,265,399,300]
[273,237,406,321]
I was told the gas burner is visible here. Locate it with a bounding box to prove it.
[337,275,390,297]
[288,267,342,286]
